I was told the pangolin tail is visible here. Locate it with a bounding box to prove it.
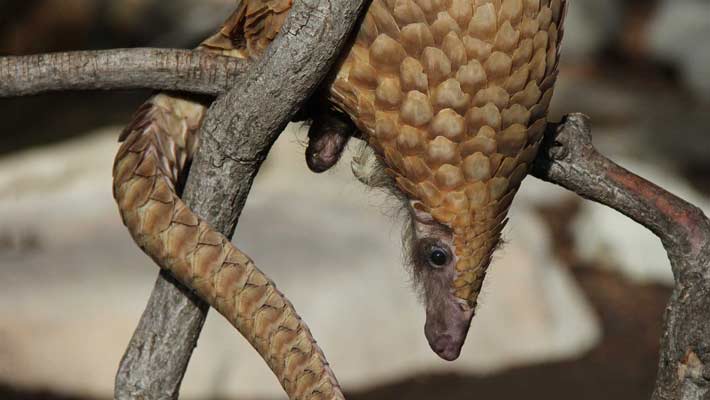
[112,93,344,400]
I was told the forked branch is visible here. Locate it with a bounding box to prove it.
[113,0,370,398]
[533,114,710,400]
[1,14,707,400]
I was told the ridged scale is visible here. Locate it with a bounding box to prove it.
[113,1,343,397]
[113,93,343,400]
[329,0,566,308]
[113,0,567,399]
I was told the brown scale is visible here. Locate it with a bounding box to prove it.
[114,2,343,399]
[329,0,567,309]
[113,0,567,398]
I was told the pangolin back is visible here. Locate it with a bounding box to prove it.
[207,2,567,309]
[329,0,566,309]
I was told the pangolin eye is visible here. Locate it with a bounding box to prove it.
[428,246,449,268]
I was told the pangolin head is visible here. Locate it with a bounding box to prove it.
[330,0,566,360]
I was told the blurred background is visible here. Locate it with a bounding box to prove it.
[1,0,709,399]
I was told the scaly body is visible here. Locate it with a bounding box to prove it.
[113,0,566,399]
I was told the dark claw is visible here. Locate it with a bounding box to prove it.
[306,109,357,173]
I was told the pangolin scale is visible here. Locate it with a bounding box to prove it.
[113,0,566,399]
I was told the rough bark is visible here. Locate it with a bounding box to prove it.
[532,113,710,400]
[114,271,209,399]
[1,7,709,400]
[0,49,247,97]
[113,0,369,398]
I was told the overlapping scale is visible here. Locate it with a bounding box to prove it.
[329,0,567,309]
[118,2,568,398]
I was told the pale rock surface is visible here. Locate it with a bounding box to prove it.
[649,0,710,102]
[558,0,622,61]
[0,126,598,399]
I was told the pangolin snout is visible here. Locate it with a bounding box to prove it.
[427,333,463,361]
[424,295,474,361]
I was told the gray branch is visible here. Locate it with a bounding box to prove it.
[0,48,247,97]
[2,5,708,400]
[113,0,369,398]
[532,113,710,400]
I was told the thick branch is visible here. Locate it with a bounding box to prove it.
[0,49,247,97]
[4,7,706,400]
[532,113,710,400]
[114,0,369,398]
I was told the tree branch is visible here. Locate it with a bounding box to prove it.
[2,6,707,400]
[113,0,369,398]
[0,49,247,97]
[532,113,710,400]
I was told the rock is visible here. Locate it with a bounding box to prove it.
[107,0,236,47]
[560,0,623,61]
[549,73,646,124]
[649,0,710,102]
[1,0,234,54]
[0,127,598,398]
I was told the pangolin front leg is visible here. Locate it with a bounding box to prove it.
[306,107,357,173]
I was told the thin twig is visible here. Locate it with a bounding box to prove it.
[0,49,246,97]
[532,113,710,400]
[113,0,370,398]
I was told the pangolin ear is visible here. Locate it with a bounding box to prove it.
[409,200,436,225]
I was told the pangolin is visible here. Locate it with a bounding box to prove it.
[113,0,566,398]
